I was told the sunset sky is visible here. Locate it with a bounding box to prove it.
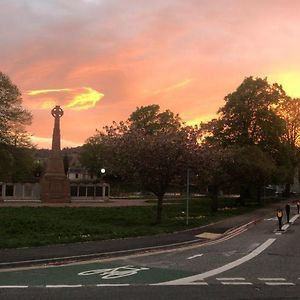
[1,0,300,148]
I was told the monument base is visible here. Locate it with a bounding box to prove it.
[40,175,70,203]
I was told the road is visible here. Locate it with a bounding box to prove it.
[1,207,300,299]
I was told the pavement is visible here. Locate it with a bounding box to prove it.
[0,198,297,270]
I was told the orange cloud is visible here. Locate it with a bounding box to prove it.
[151,79,193,95]
[27,87,104,111]
[27,88,72,96]
[65,87,104,110]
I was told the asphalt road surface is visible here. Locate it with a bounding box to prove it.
[1,207,300,299]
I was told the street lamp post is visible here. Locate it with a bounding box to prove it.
[186,168,190,226]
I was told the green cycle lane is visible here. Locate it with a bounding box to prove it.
[0,261,196,286]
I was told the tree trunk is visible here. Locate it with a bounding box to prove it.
[256,185,265,206]
[156,194,164,224]
[283,183,291,197]
[239,185,251,206]
[208,185,219,214]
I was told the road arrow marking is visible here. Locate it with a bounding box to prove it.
[187,254,203,260]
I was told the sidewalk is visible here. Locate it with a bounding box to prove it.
[0,199,153,207]
[0,199,295,269]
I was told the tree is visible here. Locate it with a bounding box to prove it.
[199,77,287,204]
[0,72,32,146]
[129,104,182,134]
[276,97,300,149]
[0,72,34,181]
[211,76,286,156]
[192,143,232,212]
[0,145,14,181]
[80,133,110,178]
[275,97,300,195]
[63,153,70,175]
[226,146,276,205]
[81,105,196,224]
[120,129,191,223]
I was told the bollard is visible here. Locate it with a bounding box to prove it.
[285,203,290,223]
[297,202,300,215]
[277,208,283,231]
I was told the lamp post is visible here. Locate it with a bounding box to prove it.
[186,168,190,226]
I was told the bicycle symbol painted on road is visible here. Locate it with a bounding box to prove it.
[78,265,150,279]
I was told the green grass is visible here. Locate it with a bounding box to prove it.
[0,197,258,249]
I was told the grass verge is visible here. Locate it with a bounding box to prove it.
[0,197,270,249]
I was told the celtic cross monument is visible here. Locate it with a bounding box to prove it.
[40,106,70,202]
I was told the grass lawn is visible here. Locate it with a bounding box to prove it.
[0,197,262,249]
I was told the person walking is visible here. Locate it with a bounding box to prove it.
[285,203,291,223]
[277,208,283,231]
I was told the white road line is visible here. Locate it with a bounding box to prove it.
[96,284,130,287]
[0,285,28,288]
[187,254,203,260]
[217,277,252,285]
[151,282,208,286]
[258,278,286,281]
[221,282,252,285]
[198,227,248,248]
[216,277,245,281]
[156,238,276,285]
[282,224,290,230]
[265,282,295,286]
[290,214,299,223]
[275,214,299,233]
[46,285,83,288]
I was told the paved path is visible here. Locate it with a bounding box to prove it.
[0,199,153,207]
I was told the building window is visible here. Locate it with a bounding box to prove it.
[79,186,86,197]
[75,173,79,179]
[5,185,14,197]
[70,186,78,197]
[87,186,94,197]
[96,186,103,197]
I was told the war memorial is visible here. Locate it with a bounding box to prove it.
[0,106,109,203]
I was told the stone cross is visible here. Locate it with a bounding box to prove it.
[51,105,64,151]
[40,105,70,203]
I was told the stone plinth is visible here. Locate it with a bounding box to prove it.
[40,106,70,203]
[40,175,70,203]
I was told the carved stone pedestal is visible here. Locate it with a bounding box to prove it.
[40,175,70,203]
